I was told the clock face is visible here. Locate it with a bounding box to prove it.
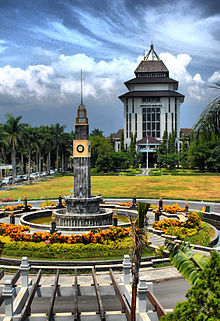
[73,140,91,157]
[77,144,85,153]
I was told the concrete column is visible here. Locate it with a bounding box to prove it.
[3,279,15,317]
[123,255,131,285]
[146,281,154,294]
[20,256,30,287]
[137,277,148,313]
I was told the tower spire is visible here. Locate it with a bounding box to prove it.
[81,69,83,104]
[144,43,160,61]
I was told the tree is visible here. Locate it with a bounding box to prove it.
[110,133,115,149]
[120,129,125,152]
[168,130,176,154]
[129,132,136,166]
[160,130,168,155]
[161,250,220,321]
[4,115,24,183]
[193,82,220,138]
[0,124,8,164]
[90,128,103,137]
[180,133,188,168]
[130,202,150,321]
[165,239,209,284]
[51,123,66,172]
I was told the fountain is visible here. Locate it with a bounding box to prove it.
[53,79,113,229]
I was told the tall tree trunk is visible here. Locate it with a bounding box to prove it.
[62,152,65,172]
[47,151,51,174]
[36,153,39,173]
[28,149,31,183]
[56,146,59,173]
[20,153,24,175]
[11,143,16,184]
[39,152,41,177]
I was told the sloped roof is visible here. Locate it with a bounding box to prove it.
[180,128,192,136]
[106,129,122,141]
[119,90,185,102]
[137,136,161,145]
[135,60,168,74]
[125,77,177,85]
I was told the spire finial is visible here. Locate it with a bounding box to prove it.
[144,43,160,61]
[81,69,83,104]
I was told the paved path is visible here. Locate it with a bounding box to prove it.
[139,168,152,176]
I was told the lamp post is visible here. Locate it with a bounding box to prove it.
[185,200,189,216]
[113,207,118,227]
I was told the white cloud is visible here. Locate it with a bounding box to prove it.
[0,51,218,119]
[208,71,220,84]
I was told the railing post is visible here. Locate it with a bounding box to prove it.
[20,256,30,287]
[137,277,148,313]
[123,255,131,285]
[3,279,15,318]
[215,247,220,254]
[146,281,154,294]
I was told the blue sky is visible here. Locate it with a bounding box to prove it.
[0,0,219,134]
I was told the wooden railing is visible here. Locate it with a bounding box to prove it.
[18,269,42,321]
[92,268,106,321]
[47,269,60,321]
[147,291,166,317]
[109,268,131,321]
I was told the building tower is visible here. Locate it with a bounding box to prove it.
[73,93,91,198]
[119,44,185,167]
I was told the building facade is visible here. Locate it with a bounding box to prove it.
[119,45,185,167]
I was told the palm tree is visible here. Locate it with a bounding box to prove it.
[4,115,24,183]
[0,124,9,165]
[51,123,66,173]
[193,81,220,138]
[24,126,36,182]
[42,125,54,174]
[130,202,150,321]
[165,239,209,284]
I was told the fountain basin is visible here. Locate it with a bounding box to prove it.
[65,195,102,214]
[54,208,113,228]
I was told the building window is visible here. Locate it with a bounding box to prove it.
[142,107,160,138]
[129,113,131,138]
[137,72,166,78]
[135,113,137,137]
[142,97,160,103]
[168,98,170,113]
[132,98,134,113]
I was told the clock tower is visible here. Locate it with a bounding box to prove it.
[73,98,91,198]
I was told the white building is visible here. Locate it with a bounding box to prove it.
[119,45,185,167]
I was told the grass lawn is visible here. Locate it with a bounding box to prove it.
[0,175,220,202]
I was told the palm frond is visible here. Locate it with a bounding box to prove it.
[165,239,209,284]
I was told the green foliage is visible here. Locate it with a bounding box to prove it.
[165,239,209,284]
[160,153,180,170]
[161,250,220,321]
[1,237,132,260]
[189,83,220,173]
[120,129,125,152]
[137,202,151,228]
[90,128,104,137]
[180,133,188,169]
[168,130,176,154]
